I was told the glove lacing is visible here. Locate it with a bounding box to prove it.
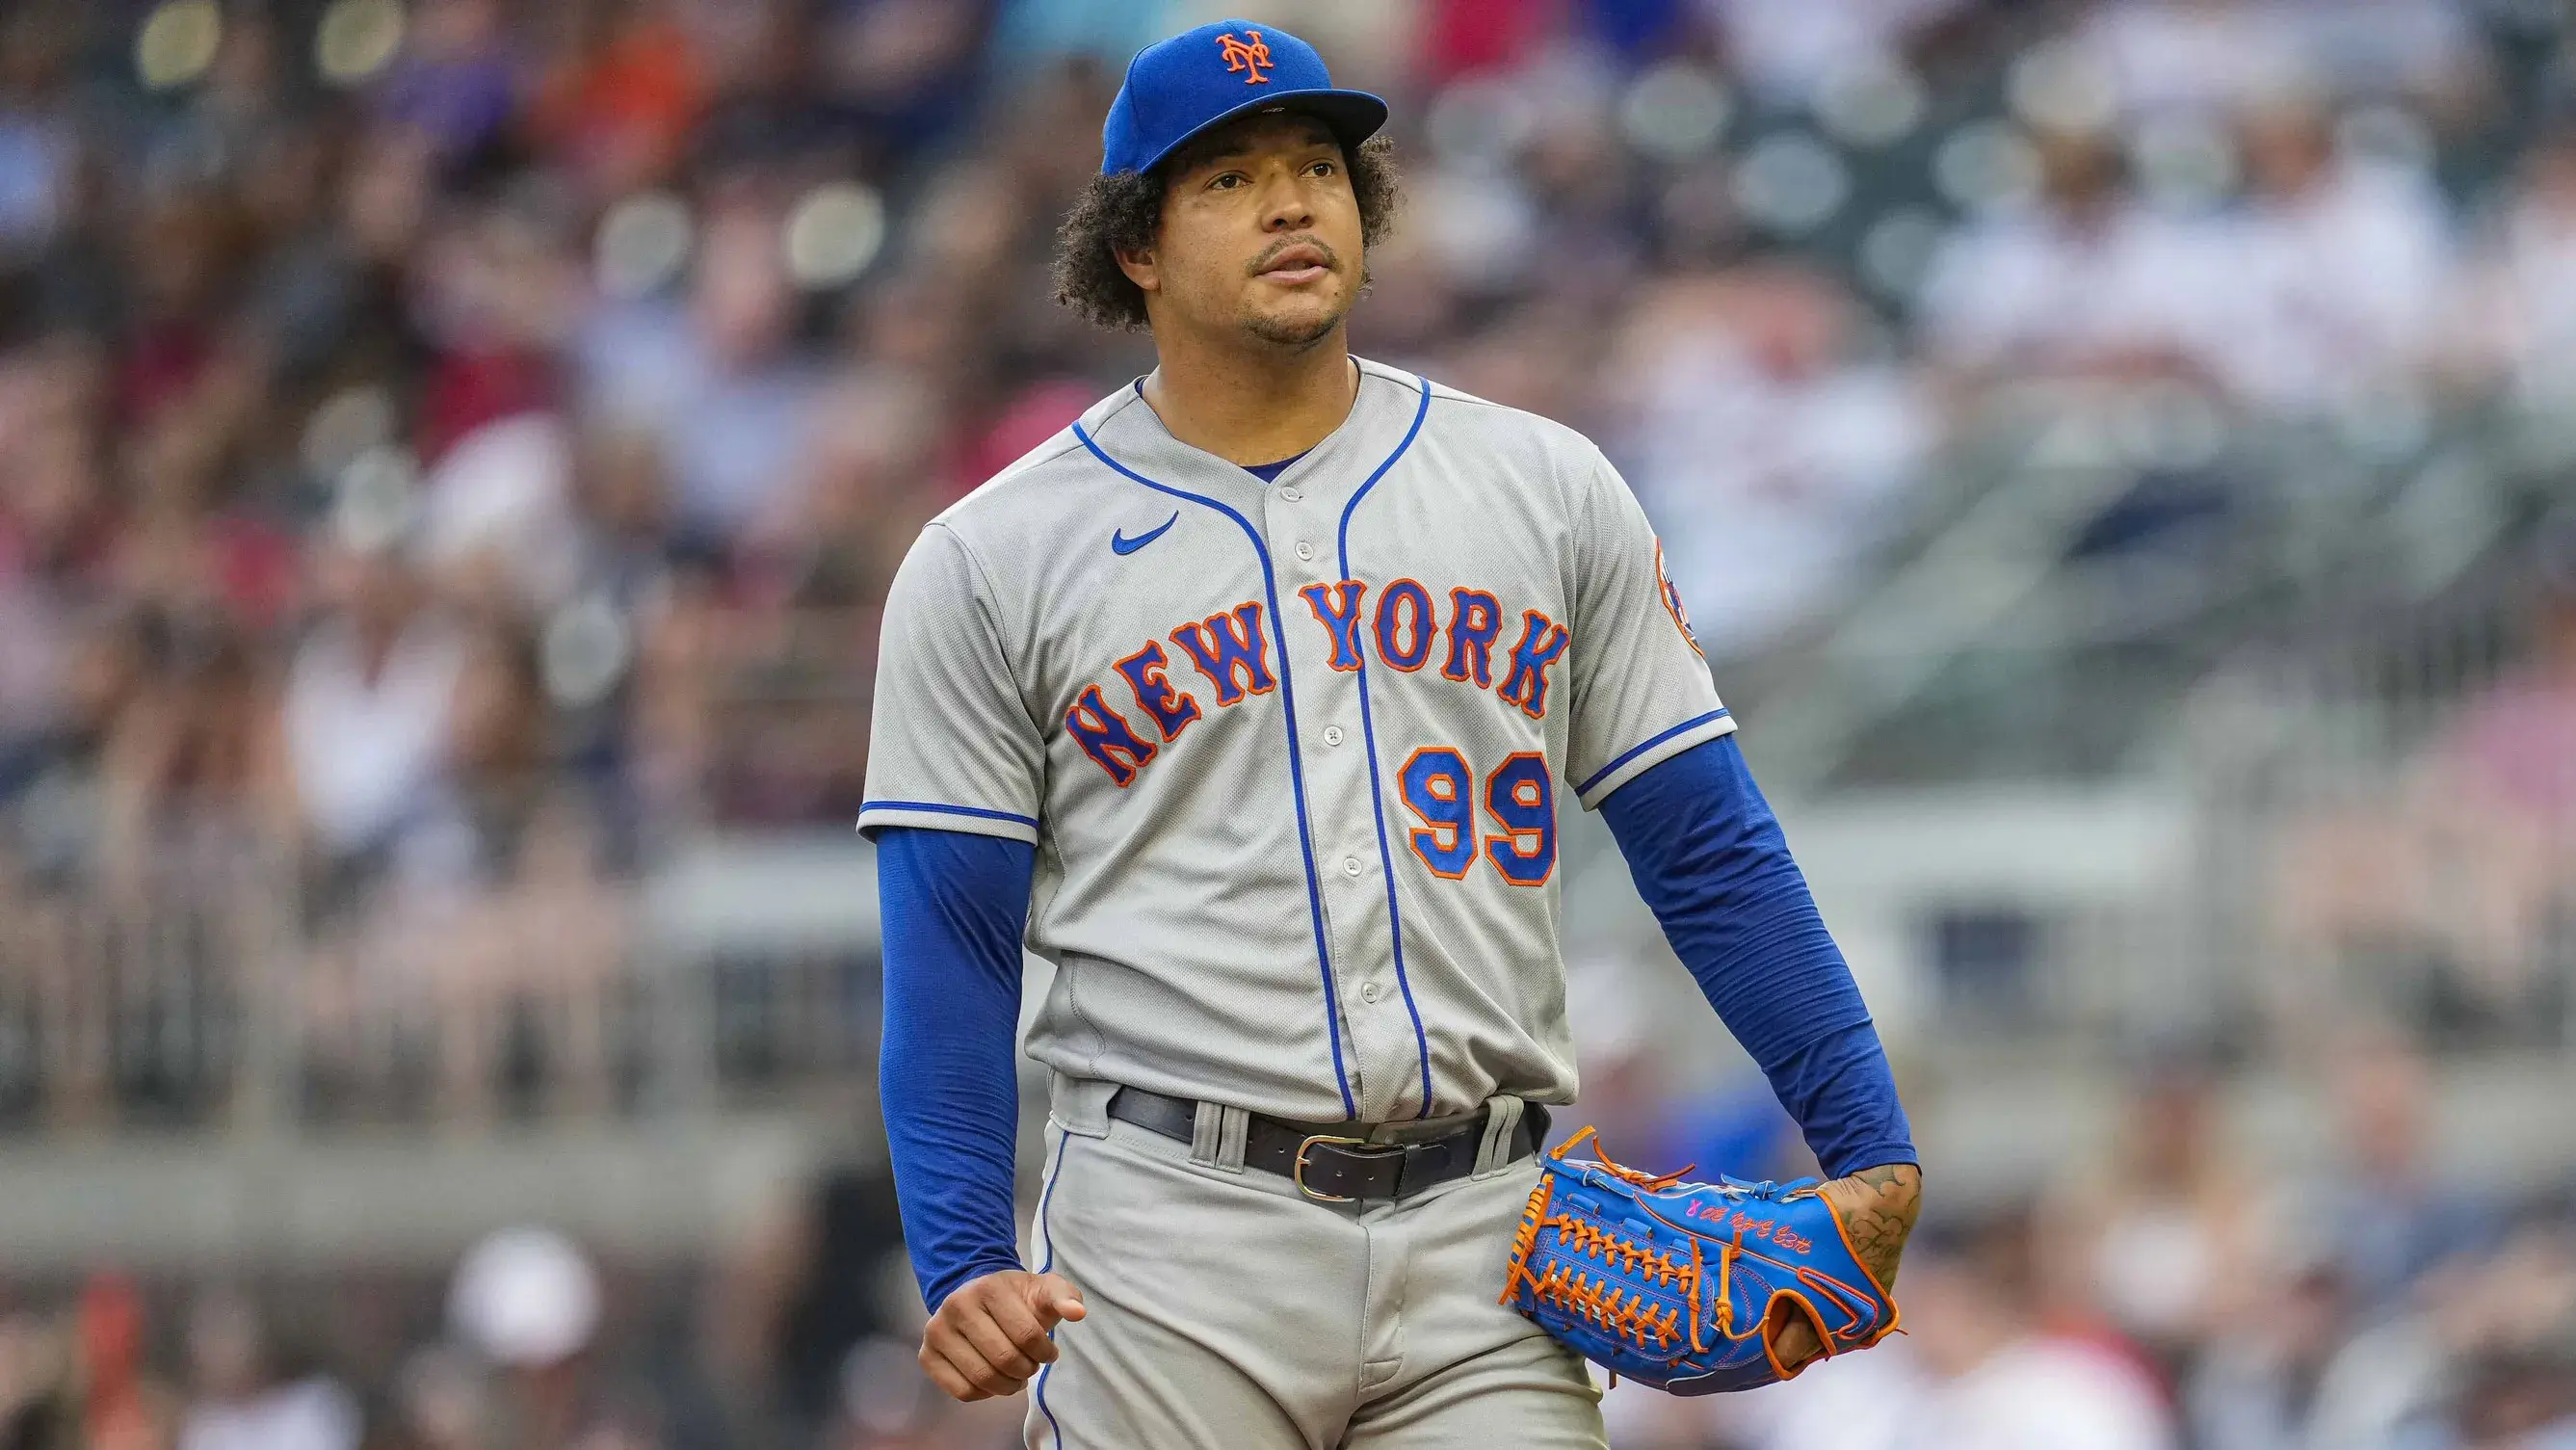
[1500,1126,1724,1367]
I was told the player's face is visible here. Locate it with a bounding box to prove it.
[1136,115,1364,349]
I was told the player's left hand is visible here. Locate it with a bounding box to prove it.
[1770,1163,1922,1373]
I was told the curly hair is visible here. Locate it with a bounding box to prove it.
[1052,132,1402,331]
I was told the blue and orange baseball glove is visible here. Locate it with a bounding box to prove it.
[1500,1127,1901,1395]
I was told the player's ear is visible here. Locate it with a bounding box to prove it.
[1113,243,1159,296]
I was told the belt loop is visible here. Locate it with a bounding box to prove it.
[1216,1105,1250,1173]
[1188,1099,1222,1167]
[1473,1094,1526,1178]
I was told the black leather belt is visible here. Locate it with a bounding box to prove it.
[1106,1086,1549,1203]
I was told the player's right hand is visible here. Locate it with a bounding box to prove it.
[920,1270,1087,1401]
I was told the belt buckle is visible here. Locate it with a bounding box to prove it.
[1292,1133,1389,1203]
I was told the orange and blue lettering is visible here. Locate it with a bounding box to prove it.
[1497,609,1570,719]
[1298,580,1368,672]
[1373,579,1434,672]
[1170,601,1276,706]
[1484,751,1555,885]
[1065,684,1158,785]
[1442,588,1503,687]
[1112,642,1201,742]
[1399,747,1476,878]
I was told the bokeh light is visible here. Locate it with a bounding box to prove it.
[1733,132,1852,236]
[782,182,887,291]
[134,0,222,91]
[594,192,696,299]
[314,0,406,86]
[1934,119,2043,213]
[2008,39,2120,137]
[1618,61,1732,164]
[1815,59,1929,149]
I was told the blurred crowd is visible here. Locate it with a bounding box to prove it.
[2267,554,2576,1055]
[0,0,2572,1445]
[1,0,2570,893]
[0,1026,2560,1449]
[0,1169,1014,1450]
[1582,1023,2576,1450]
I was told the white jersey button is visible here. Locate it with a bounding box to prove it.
[1295,540,1315,562]
[1280,486,1303,501]
[1323,725,1345,746]
[1341,856,1363,877]
[1360,982,1380,1003]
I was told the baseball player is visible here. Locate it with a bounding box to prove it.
[866,19,1921,1446]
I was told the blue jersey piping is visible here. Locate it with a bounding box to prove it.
[859,800,1041,830]
[1071,420,1358,1119]
[1333,376,1436,1117]
[1032,1125,1069,1446]
[1573,709,1734,797]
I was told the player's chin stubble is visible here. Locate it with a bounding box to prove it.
[1245,307,1345,348]
[1235,235,1367,348]
[1240,269,1369,348]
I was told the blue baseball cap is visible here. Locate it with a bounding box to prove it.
[1100,19,1388,177]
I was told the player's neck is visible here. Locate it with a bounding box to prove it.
[1139,329,1358,466]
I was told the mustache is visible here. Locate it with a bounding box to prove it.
[1247,236,1341,276]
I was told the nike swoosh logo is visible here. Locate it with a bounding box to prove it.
[1111,512,1179,556]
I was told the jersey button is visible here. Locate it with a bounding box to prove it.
[1295,540,1315,562]
[1323,725,1345,747]
[1360,982,1380,1004]
[1280,486,1303,501]
[1341,856,1363,877]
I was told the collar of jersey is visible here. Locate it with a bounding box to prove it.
[1079,356,1420,505]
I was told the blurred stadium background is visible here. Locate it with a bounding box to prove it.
[0,0,2573,1444]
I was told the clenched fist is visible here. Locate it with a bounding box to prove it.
[921,1270,1088,1401]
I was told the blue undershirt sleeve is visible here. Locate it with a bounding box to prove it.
[1597,735,1918,1179]
[877,825,1038,1311]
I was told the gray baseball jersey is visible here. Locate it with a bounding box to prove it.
[859,356,1732,1124]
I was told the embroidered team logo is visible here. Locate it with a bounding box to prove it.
[1654,540,1702,657]
[1217,31,1274,84]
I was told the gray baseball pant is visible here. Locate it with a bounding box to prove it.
[1022,1074,1608,1449]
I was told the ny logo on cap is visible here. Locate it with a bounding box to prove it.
[1217,31,1273,84]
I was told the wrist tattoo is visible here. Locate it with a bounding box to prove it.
[1833,1164,1922,1289]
